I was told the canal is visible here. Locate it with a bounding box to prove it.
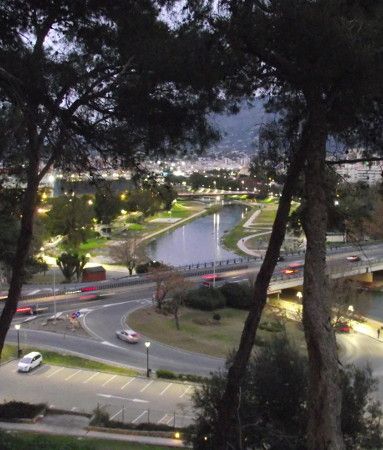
[146,204,245,266]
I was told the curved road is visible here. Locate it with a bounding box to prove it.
[82,297,223,376]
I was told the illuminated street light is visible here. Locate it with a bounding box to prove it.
[145,341,151,377]
[296,291,303,300]
[15,324,21,358]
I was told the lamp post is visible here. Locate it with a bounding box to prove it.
[145,341,151,377]
[15,324,21,358]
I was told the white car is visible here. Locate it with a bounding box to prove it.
[116,330,140,343]
[18,352,42,372]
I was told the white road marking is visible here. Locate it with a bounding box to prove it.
[102,375,117,387]
[101,341,120,348]
[65,369,82,381]
[83,372,99,384]
[132,410,147,423]
[97,393,148,403]
[121,378,135,390]
[110,408,123,420]
[159,383,172,396]
[46,367,64,378]
[179,385,193,398]
[140,380,153,392]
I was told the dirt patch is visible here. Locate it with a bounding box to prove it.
[21,314,90,338]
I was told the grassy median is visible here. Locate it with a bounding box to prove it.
[128,305,303,358]
[2,344,139,376]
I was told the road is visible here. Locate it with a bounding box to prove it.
[7,285,223,376]
[0,360,195,426]
[339,333,383,402]
[3,241,383,378]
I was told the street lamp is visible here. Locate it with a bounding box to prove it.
[145,341,151,377]
[14,324,21,358]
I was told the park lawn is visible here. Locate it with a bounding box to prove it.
[1,344,18,363]
[128,306,303,358]
[5,345,139,377]
[0,431,174,450]
[79,237,108,252]
[222,207,259,254]
[255,207,277,224]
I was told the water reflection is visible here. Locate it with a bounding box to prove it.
[146,205,244,266]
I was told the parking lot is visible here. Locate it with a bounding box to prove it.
[0,361,195,427]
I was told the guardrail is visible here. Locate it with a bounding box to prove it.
[14,245,383,302]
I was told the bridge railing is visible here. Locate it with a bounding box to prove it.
[16,249,383,301]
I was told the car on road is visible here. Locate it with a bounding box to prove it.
[17,352,43,372]
[281,263,304,275]
[346,255,361,262]
[116,330,140,343]
[333,322,352,333]
[16,305,48,315]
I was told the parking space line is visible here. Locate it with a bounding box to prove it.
[65,369,82,381]
[158,413,169,424]
[140,380,153,392]
[46,367,64,378]
[121,378,135,390]
[110,408,123,421]
[83,372,100,384]
[102,375,117,387]
[159,383,172,396]
[132,410,147,423]
[179,385,192,398]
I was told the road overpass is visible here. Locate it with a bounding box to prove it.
[268,256,383,293]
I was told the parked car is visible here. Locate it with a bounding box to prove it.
[346,255,361,262]
[116,330,140,343]
[18,352,43,372]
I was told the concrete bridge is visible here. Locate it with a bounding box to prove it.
[268,257,383,294]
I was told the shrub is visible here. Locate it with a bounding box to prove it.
[185,287,226,311]
[213,313,221,322]
[259,320,284,332]
[220,282,253,309]
[135,260,163,274]
[157,369,177,379]
[90,404,110,427]
[0,401,46,419]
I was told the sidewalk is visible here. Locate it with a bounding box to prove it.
[272,298,383,343]
[0,416,186,448]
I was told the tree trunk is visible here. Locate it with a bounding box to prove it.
[302,104,345,450]
[213,125,309,449]
[0,149,40,357]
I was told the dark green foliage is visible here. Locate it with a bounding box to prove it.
[56,253,88,283]
[184,287,226,311]
[125,190,162,217]
[89,404,109,427]
[157,369,208,383]
[135,260,163,274]
[219,282,253,309]
[94,185,121,224]
[156,369,177,379]
[0,401,46,419]
[186,336,383,450]
[44,196,94,250]
[259,320,284,332]
[212,313,221,322]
